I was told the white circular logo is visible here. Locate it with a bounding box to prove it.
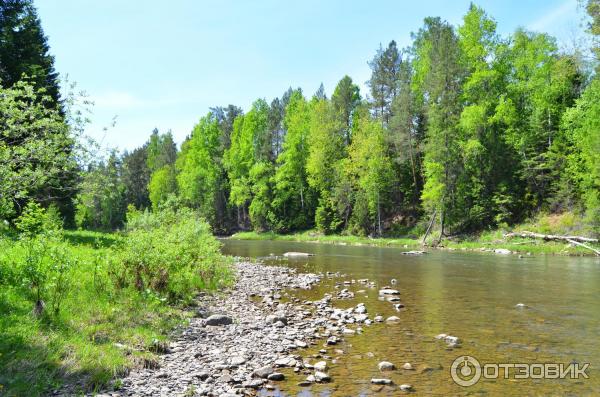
[451,355,482,387]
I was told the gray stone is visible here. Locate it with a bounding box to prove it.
[205,314,233,326]
[267,372,285,381]
[378,361,395,371]
[314,361,328,371]
[252,365,274,379]
[315,371,331,382]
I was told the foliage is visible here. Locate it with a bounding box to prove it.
[113,206,232,301]
[0,81,77,221]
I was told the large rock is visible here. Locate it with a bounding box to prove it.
[378,361,396,371]
[494,248,512,255]
[205,314,233,326]
[386,316,400,322]
[379,288,400,296]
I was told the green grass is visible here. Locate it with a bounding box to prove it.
[0,229,227,396]
[231,224,598,256]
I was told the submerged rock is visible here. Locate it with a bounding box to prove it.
[379,288,400,296]
[283,252,314,257]
[371,378,393,385]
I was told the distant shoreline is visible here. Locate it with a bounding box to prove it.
[227,231,598,257]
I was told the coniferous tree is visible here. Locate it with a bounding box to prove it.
[0,0,61,106]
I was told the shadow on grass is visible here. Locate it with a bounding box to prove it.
[63,231,121,249]
[0,295,106,397]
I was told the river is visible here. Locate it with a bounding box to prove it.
[220,239,600,396]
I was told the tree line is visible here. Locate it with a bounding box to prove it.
[2,1,600,239]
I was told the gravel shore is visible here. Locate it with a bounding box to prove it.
[82,260,396,396]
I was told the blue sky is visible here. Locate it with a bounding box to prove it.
[35,0,586,151]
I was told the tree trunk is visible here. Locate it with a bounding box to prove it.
[422,208,437,245]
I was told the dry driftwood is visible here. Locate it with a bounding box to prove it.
[504,231,598,243]
[504,231,600,256]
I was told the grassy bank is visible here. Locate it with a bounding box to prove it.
[230,213,599,256]
[0,206,232,396]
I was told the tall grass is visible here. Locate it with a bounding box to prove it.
[0,204,232,396]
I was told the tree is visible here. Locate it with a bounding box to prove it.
[500,29,582,214]
[0,0,61,106]
[75,152,127,230]
[148,165,177,210]
[224,99,271,228]
[347,108,393,236]
[210,104,243,151]
[561,78,600,229]
[388,60,423,213]
[331,75,361,145]
[146,128,177,172]
[121,145,151,210]
[176,114,222,226]
[368,40,402,125]
[413,17,465,238]
[314,83,327,100]
[0,81,76,221]
[587,0,600,71]
[306,98,345,233]
[272,91,314,231]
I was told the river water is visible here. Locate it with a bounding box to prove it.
[220,239,600,396]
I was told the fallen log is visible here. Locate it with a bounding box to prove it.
[565,239,600,256]
[504,231,598,243]
[504,231,600,256]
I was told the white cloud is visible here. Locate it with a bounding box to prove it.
[528,0,578,33]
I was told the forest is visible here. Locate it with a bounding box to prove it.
[1,3,599,241]
[65,5,600,241]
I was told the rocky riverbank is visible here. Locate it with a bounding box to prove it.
[81,260,408,397]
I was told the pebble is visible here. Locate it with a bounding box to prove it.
[66,260,407,396]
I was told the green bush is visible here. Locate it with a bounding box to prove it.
[112,207,232,302]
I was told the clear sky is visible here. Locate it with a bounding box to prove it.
[35,0,587,151]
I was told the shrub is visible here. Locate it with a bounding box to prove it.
[5,203,74,316]
[113,207,232,302]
